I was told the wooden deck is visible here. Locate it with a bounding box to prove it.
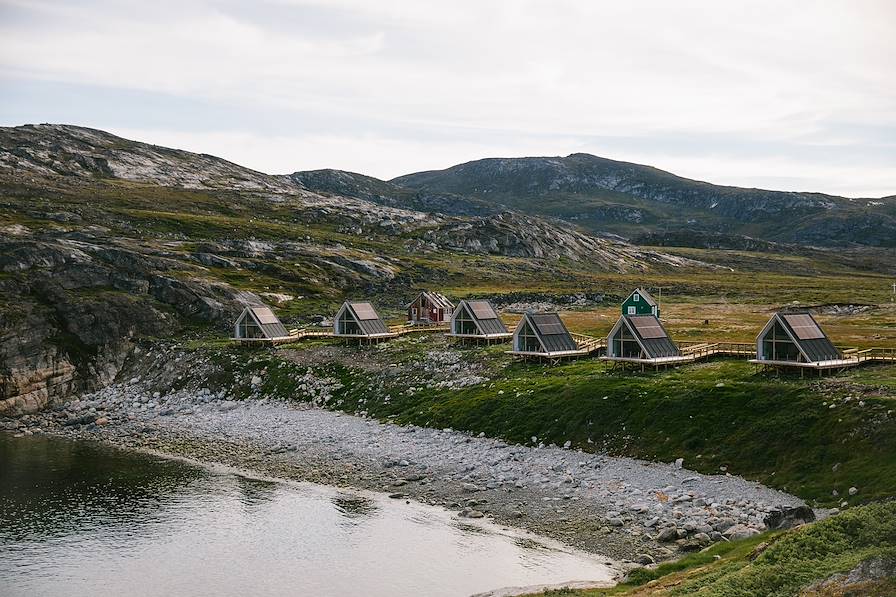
[233,326,896,376]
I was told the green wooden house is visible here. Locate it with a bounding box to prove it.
[622,288,659,317]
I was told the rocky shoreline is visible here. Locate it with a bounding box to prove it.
[2,378,813,568]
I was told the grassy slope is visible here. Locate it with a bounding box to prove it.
[190,337,896,508]
[535,501,896,596]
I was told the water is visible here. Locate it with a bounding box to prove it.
[0,434,615,597]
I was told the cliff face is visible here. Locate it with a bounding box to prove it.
[0,235,254,416]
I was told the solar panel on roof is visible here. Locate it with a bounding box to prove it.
[782,314,825,340]
[350,302,380,320]
[468,301,498,320]
[531,314,567,336]
[629,315,667,339]
[252,307,280,325]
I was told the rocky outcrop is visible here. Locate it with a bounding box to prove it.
[0,235,253,416]
[0,124,297,193]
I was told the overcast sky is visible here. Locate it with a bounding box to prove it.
[1,0,894,197]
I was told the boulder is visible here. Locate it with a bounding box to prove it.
[763,505,815,530]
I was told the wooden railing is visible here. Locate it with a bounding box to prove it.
[388,322,450,335]
[677,341,756,359]
[570,333,606,353]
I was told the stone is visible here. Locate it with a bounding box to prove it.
[764,505,816,530]
[657,527,678,542]
[607,517,624,527]
[462,482,481,492]
[848,487,858,496]
[635,554,655,565]
[723,524,759,541]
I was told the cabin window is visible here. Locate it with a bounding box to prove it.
[633,294,639,302]
[337,309,362,335]
[762,321,800,361]
[239,315,264,338]
[412,307,417,319]
[627,306,637,315]
[652,306,657,315]
[612,324,642,358]
[454,306,478,335]
[516,320,541,352]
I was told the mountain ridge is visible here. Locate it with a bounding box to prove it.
[389,153,896,247]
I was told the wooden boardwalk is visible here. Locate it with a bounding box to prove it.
[234,322,896,374]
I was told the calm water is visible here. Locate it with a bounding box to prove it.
[0,434,614,597]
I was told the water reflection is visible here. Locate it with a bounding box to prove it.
[0,434,202,542]
[0,434,615,597]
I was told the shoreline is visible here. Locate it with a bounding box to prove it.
[3,378,809,567]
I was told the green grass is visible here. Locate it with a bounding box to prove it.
[327,358,896,506]
[174,338,896,507]
[538,501,896,596]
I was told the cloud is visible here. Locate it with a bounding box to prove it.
[0,0,893,196]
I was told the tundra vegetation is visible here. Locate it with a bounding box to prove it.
[2,125,895,595]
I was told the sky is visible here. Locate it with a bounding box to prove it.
[1,0,894,197]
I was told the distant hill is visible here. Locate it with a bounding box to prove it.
[392,154,896,247]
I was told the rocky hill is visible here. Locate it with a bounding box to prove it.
[0,124,708,415]
[392,154,896,247]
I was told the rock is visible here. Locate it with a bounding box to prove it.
[388,493,407,499]
[635,554,655,565]
[94,417,109,426]
[848,487,858,496]
[692,532,711,545]
[657,527,679,542]
[462,482,481,492]
[607,517,624,527]
[63,413,98,426]
[723,524,759,541]
[764,505,816,530]
[674,458,684,469]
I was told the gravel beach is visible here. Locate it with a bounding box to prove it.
[4,378,809,564]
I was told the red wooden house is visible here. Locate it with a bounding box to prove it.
[406,291,454,324]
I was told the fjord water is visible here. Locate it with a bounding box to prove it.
[0,434,614,597]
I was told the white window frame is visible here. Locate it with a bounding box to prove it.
[627,306,637,315]
[633,294,640,302]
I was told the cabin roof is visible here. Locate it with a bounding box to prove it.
[457,299,508,335]
[614,314,679,358]
[763,311,841,362]
[630,288,658,307]
[407,291,454,310]
[342,301,390,336]
[522,312,578,353]
[239,305,289,339]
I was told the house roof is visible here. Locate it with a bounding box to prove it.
[457,300,508,335]
[239,305,289,339]
[764,312,841,362]
[631,288,658,307]
[341,301,391,336]
[614,314,679,358]
[407,291,454,310]
[520,312,578,353]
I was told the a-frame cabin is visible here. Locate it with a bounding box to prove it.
[510,312,585,360]
[750,312,856,372]
[233,305,291,342]
[603,314,689,367]
[333,301,397,341]
[448,299,511,343]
